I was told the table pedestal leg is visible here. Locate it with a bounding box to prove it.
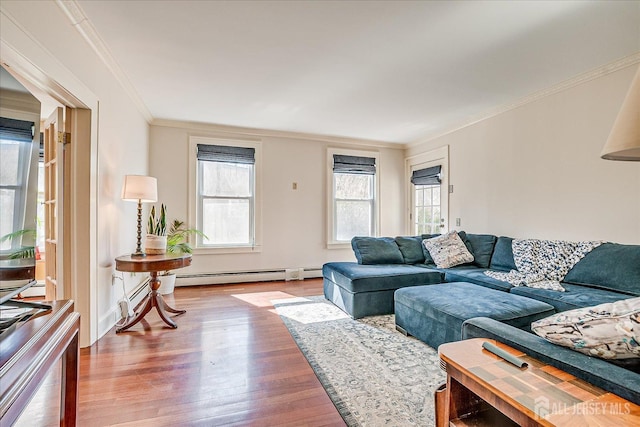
[116,272,186,333]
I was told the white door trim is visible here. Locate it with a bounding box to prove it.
[1,17,99,347]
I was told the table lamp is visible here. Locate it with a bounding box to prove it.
[601,66,640,161]
[121,175,157,257]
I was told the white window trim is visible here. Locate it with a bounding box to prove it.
[326,147,380,249]
[405,145,449,235]
[188,135,262,254]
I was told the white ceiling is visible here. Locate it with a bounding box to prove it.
[76,0,640,144]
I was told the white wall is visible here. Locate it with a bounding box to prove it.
[150,122,405,279]
[1,1,150,345]
[407,65,640,244]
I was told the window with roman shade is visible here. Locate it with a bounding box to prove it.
[196,142,257,247]
[329,150,378,244]
[0,117,35,250]
[411,165,442,235]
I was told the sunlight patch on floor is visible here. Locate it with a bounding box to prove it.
[231,291,297,307]
[275,301,350,324]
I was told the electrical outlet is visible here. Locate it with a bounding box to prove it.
[118,299,134,319]
[456,218,461,226]
[285,268,305,281]
[118,300,129,319]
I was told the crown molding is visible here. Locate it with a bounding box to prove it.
[407,53,640,150]
[151,118,404,149]
[56,0,153,123]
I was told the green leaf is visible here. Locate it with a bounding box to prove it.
[8,246,36,259]
[0,228,36,244]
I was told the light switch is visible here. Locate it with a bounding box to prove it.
[292,182,298,190]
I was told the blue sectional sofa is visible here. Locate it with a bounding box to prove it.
[322,232,640,403]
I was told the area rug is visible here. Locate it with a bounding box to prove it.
[272,296,446,427]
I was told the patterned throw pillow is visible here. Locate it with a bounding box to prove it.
[531,297,640,360]
[422,231,474,268]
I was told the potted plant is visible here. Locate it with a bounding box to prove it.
[158,219,207,294]
[0,229,37,259]
[145,204,167,254]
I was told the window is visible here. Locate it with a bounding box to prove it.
[411,165,442,235]
[328,149,378,245]
[192,139,261,250]
[0,117,34,251]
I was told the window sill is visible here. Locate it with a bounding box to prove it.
[192,245,262,255]
[326,242,351,250]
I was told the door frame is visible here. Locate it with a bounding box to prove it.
[1,33,99,347]
[405,145,449,235]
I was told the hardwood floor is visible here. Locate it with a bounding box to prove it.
[15,279,346,426]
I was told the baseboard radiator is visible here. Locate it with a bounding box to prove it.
[176,267,323,286]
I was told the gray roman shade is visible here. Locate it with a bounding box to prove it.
[0,117,34,143]
[197,144,255,164]
[411,165,441,185]
[333,154,376,175]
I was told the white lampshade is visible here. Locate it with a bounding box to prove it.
[600,67,640,161]
[121,175,158,202]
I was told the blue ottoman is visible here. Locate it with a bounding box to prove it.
[394,282,555,349]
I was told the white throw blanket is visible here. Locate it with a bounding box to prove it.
[484,239,603,292]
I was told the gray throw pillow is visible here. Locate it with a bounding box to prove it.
[422,231,474,268]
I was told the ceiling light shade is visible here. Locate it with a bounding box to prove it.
[121,175,158,202]
[600,67,640,161]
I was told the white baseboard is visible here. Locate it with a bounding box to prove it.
[176,268,322,287]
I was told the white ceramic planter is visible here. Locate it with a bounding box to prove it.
[145,234,167,254]
[158,273,176,294]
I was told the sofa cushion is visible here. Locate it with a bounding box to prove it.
[531,297,640,360]
[322,262,442,293]
[464,233,498,268]
[422,231,474,268]
[420,233,440,264]
[489,236,516,271]
[462,317,640,404]
[395,236,425,264]
[351,237,404,265]
[563,243,640,295]
[509,283,635,312]
[443,267,513,292]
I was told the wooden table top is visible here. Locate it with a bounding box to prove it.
[115,253,192,273]
[439,338,640,426]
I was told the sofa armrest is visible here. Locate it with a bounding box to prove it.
[462,317,640,405]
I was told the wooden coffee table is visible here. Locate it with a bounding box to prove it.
[436,338,640,427]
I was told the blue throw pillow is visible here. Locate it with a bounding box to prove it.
[464,233,498,268]
[489,236,516,271]
[351,237,405,265]
[395,236,425,264]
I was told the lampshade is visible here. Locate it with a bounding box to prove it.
[121,175,157,202]
[600,67,640,161]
